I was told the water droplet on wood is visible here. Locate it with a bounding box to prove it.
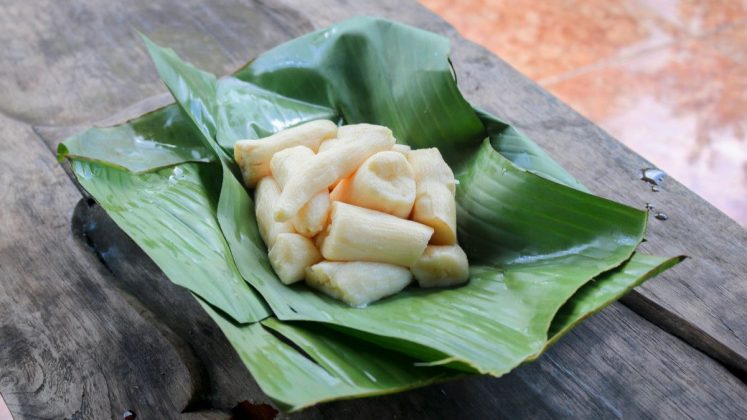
[641,168,666,185]
[645,203,655,210]
[654,212,668,221]
[123,410,137,420]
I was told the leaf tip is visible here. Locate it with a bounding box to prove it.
[56,143,69,163]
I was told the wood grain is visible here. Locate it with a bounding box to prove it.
[0,0,746,417]
[70,200,264,412]
[0,0,310,128]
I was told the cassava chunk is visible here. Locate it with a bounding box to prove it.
[305,261,412,307]
[411,245,469,288]
[330,151,416,218]
[321,202,433,267]
[317,139,345,188]
[254,177,294,248]
[407,147,456,193]
[391,143,411,154]
[318,138,343,153]
[337,123,392,142]
[313,227,330,250]
[268,233,321,285]
[234,119,336,187]
[329,178,349,202]
[293,192,330,237]
[274,124,395,222]
[411,182,456,245]
[270,146,330,236]
[407,148,457,245]
[270,145,314,188]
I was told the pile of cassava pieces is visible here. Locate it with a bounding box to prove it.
[234,120,469,307]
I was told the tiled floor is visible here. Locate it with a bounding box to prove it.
[421,0,747,226]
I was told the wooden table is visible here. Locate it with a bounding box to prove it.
[1,1,746,418]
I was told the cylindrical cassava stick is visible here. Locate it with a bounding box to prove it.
[321,202,433,267]
[305,261,412,307]
[322,138,410,155]
[254,177,294,248]
[407,147,456,193]
[318,138,343,153]
[293,192,330,237]
[270,146,330,236]
[411,182,456,245]
[317,139,346,189]
[274,124,395,222]
[330,151,416,218]
[411,244,469,288]
[407,148,457,245]
[234,119,337,187]
[270,145,314,188]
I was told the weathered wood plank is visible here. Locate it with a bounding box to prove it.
[0,0,311,128]
[317,302,747,419]
[0,114,197,419]
[70,201,264,413]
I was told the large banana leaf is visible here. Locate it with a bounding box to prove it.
[199,252,681,411]
[59,16,682,411]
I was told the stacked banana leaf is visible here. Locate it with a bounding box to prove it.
[58,17,682,411]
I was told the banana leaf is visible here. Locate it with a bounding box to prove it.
[199,252,681,411]
[58,105,214,172]
[71,160,269,323]
[59,16,682,411]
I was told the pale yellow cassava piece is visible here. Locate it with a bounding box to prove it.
[237,119,469,307]
[330,151,416,218]
[407,148,458,245]
[234,119,337,187]
[270,146,330,237]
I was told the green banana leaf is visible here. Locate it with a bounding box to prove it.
[545,253,684,346]
[58,104,214,173]
[476,107,588,192]
[71,160,269,323]
[199,253,680,411]
[59,16,682,411]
